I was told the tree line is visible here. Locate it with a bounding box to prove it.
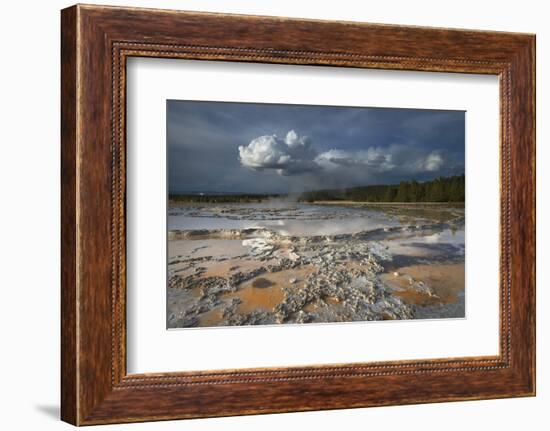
[169,175,465,204]
[298,174,465,203]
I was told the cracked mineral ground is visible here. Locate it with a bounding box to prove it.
[167,202,465,328]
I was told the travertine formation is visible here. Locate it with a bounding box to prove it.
[167,204,465,328]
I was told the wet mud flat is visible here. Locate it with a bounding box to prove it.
[167,203,465,328]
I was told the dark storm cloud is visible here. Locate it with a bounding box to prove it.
[167,100,465,194]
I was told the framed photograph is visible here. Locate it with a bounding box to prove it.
[61,4,535,425]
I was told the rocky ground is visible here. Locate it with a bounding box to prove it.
[167,204,465,328]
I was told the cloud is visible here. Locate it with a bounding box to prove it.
[315,148,395,172]
[422,151,445,171]
[316,145,451,175]
[239,131,460,184]
[238,130,320,175]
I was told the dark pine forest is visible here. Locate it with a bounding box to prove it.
[299,174,465,203]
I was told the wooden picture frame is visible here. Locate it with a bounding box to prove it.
[61,4,535,425]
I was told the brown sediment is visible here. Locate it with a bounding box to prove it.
[408,263,464,303]
[381,263,464,306]
[223,284,284,314]
[325,297,341,305]
[392,289,435,306]
[199,307,224,327]
[303,302,318,313]
[221,266,317,315]
[197,258,273,278]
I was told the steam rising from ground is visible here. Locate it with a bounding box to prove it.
[239,130,454,184]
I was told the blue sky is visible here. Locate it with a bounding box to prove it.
[167,100,465,194]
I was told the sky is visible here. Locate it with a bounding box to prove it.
[167,100,465,194]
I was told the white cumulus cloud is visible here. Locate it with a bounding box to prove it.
[315,145,451,177]
[315,147,396,172]
[238,130,319,175]
[239,131,456,181]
